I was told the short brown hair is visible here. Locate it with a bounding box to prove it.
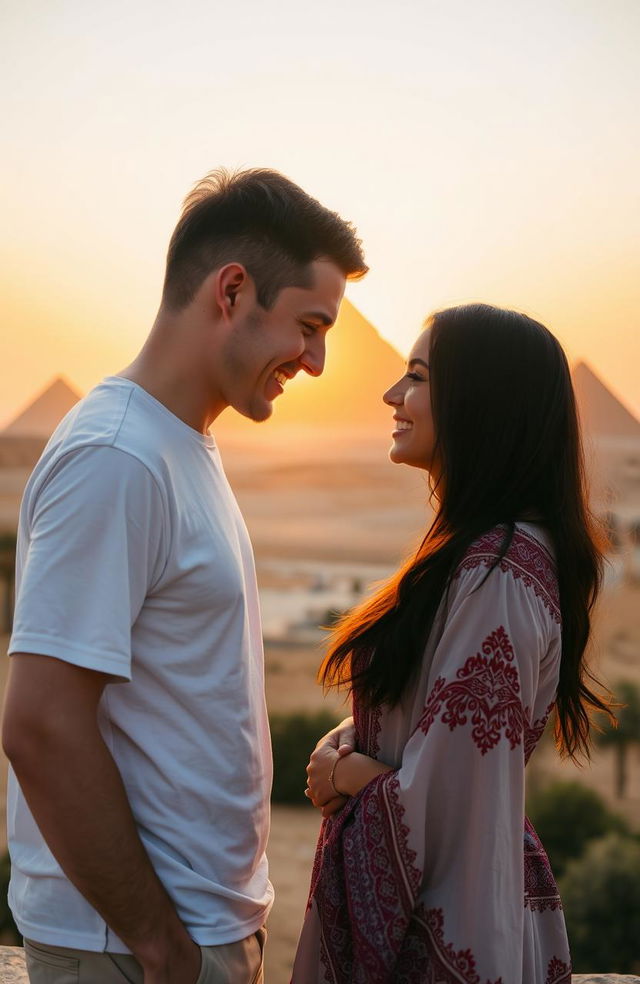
[162,168,368,311]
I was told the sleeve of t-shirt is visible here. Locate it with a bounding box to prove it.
[9,444,167,680]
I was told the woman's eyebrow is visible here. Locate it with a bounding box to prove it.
[407,358,429,370]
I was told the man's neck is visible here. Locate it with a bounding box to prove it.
[118,320,226,435]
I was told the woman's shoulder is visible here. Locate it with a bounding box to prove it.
[453,522,560,623]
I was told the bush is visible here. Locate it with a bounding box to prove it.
[596,679,640,799]
[526,780,627,877]
[270,711,340,804]
[0,852,21,944]
[560,833,640,973]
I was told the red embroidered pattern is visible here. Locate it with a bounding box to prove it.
[394,904,570,983]
[351,647,383,759]
[524,703,554,764]
[397,907,503,984]
[302,526,568,982]
[419,626,524,754]
[524,818,563,913]
[313,772,422,983]
[354,701,383,758]
[545,956,571,984]
[455,526,561,623]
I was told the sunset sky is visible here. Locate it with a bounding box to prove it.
[1,0,639,426]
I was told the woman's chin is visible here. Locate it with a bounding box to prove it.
[389,444,433,472]
[389,446,417,468]
[388,444,406,465]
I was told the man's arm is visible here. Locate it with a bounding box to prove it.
[2,654,201,984]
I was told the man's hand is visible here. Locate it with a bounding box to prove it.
[3,654,197,978]
[141,936,201,983]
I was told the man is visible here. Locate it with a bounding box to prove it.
[2,168,367,983]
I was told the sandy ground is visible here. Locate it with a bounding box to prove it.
[265,642,349,719]
[265,805,320,984]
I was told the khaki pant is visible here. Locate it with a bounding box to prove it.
[24,929,266,984]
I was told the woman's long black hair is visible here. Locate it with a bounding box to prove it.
[320,303,611,760]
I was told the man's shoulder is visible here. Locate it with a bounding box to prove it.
[24,379,170,503]
[40,376,130,446]
[44,378,170,471]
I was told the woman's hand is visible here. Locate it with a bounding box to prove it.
[304,716,356,817]
[315,716,356,758]
[305,745,393,817]
[305,742,351,816]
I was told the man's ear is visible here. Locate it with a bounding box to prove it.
[213,263,251,323]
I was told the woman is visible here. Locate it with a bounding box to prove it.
[292,304,611,984]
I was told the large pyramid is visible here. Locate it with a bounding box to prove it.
[214,298,405,439]
[572,362,640,441]
[3,318,638,446]
[3,376,82,438]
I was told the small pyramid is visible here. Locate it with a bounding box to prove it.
[3,376,82,438]
[572,362,640,440]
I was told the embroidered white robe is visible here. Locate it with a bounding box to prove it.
[292,524,571,984]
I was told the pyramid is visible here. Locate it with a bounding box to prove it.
[3,376,82,438]
[572,362,640,441]
[214,297,405,438]
[5,327,637,446]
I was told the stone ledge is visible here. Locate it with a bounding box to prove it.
[0,948,638,982]
[574,979,640,983]
[0,949,24,984]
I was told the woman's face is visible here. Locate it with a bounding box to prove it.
[383,328,437,473]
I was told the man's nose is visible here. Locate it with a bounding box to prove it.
[300,336,326,377]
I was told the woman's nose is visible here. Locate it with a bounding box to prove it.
[383,382,404,406]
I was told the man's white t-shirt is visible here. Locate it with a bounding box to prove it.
[7,377,274,952]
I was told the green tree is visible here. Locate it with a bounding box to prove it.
[526,780,626,878]
[0,532,17,634]
[270,710,340,804]
[596,679,640,798]
[560,833,640,973]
